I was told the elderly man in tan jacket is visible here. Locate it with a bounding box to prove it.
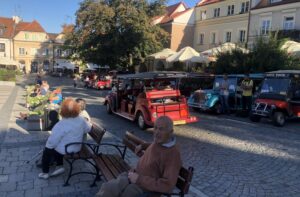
[96,116,182,197]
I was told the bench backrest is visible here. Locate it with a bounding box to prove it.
[123,131,193,195]
[89,123,106,144]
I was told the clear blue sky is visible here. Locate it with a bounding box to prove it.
[0,0,200,33]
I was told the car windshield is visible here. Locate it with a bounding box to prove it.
[260,78,290,95]
[214,77,237,92]
[144,79,177,91]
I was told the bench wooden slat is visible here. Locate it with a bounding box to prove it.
[89,123,106,144]
[110,155,130,172]
[107,155,128,173]
[94,156,115,181]
[125,132,146,145]
[101,155,122,178]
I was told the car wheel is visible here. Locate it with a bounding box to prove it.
[137,112,147,130]
[106,103,112,114]
[214,103,222,114]
[273,112,285,127]
[250,114,261,122]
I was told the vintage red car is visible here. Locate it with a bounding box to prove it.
[104,72,198,129]
[95,78,112,90]
[251,70,300,126]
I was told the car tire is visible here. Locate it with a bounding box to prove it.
[106,103,112,114]
[273,112,285,127]
[137,112,147,130]
[250,114,261,122]
[214,103,222,114]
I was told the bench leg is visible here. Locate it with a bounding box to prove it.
[63,158,100,187]
[63,159,73,186]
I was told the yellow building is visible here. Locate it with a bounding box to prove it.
[193,0,254,52]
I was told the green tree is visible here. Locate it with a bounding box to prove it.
[65,0,168,70]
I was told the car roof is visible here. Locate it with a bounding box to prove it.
[187,72,215,78]
[267,70,300,74]
[216,73,264,79]
[118,71,188,80]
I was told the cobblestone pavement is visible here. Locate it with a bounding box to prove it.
[1,74,299,197]
[0,75,199,197]
[44,75,300,197]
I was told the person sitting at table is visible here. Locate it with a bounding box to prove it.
[38,98,92,179]
[96,116,182,197]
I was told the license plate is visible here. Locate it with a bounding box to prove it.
[173,120,186,125]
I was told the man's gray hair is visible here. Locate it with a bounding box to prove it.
[156,116,173,133]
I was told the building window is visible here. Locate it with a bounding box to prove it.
[225,32,232,42]
[261,19,271,35]
[213,8,220,18]
[25,33,29,40]
[19,48,25,55]
[200,10,207,20]
[283,16,294,30]
[227,5,234,16]
[270,0,281,3]
[211,32,216,44]
[241,2,250,13]
[0,29,4,36]
[199,33,204,45]
[0,43,5,52]
[239,30,246,43]
[56,49,62,57]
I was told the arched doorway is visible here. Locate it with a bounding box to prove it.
[31,61,38,73]
[43,60,50,71]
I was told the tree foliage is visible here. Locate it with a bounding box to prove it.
[214,36,300,74]
[65,0,169,70]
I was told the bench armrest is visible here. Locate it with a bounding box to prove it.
[97,142,127,159]
[65,142,99,155]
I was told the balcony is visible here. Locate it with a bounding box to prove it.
[272,29,300,41]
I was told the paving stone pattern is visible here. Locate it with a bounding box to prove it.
[0,76,199,197]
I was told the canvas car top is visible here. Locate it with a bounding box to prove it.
[266,70,300,78]
[117,71,188,80]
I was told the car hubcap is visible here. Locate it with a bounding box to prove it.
[138,115,144,127]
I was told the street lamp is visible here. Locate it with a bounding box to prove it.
[49,40,55,72]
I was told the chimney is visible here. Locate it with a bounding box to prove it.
[12,16,22,24]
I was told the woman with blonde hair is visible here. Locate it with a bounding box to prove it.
[38,98,92,179]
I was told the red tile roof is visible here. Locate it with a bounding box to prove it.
[156,2,190,24]
[252,0,300,10]
[15,20,46,34]
[197,0,224,6]
[0,17,15,38]
[0,16,46,38]
[48,33,59,40]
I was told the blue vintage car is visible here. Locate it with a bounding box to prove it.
[188,74,264,114]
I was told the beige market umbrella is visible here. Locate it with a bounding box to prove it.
[281,41,300,58]
[149,48,176,59]
[201,42,249,57]
[166,46,200,62]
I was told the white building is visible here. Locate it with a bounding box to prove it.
[0,17,16,67]
[249,0,300,47]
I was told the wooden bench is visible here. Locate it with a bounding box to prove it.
[63,123,106,186]
[95,131,194,197]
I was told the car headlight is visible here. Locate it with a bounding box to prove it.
[152,112,157,118]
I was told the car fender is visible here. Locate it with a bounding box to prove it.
[208,95,219,108]
[135,106,151,123]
